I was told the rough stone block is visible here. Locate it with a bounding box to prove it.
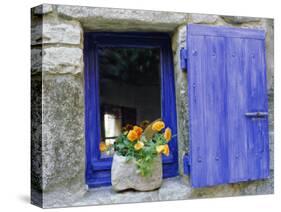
[262,19,274,91]
[57,5,189,31]
[32,47,83,74]
[221,16,261,24]
[189,14,218,24]
[172,25,189,175]
[31,48,42,75]
[31,16,82,45]
[34,4,53,15]
[42,74,84,193]
[158,177,192,200]
[269,132,274,170]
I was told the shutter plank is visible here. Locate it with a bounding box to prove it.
[245,39,270,180]
[188,35,208,187]
[188,35,228,187]
[204,36,228,186]
[226,37,248,182]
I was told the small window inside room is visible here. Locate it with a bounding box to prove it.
[98,47,161,157]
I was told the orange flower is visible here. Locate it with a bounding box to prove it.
[163,144,170,156]
[127,130,138,142]
[156,145,165,154]
[134,141,144,151]
[99,142,107,152]
[133,126,143,138]
[164,127,172,142]
[152,121,165,132]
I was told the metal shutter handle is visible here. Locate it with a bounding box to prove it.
[245,112,268,117]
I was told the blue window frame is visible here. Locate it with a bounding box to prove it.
[84,32,178,188]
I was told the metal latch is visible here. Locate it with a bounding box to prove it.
[245,112,268,118]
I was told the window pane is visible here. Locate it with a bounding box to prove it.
[98,47,161,157]
[104,113,121,141]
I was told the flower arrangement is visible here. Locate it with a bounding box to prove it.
[100,119,173,177]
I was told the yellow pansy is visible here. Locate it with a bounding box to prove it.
[156,145,165,154]
[164,127,172,142]
[99,142,107,152]
[127,130,138,142]
[163,144,170,156]
[133,126,143,139]
[152,121,165,132]
[134,141,144,151]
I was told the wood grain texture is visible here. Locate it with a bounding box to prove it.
[226,37,248,183]
[187,24,269,188]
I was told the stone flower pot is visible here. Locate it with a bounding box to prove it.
[111,154,163,191]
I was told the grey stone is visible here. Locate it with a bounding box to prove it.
[240,172,274,196]
[31,48,42,75]
[32,47,83,74]
[72,186,159,206]
[31,77,43,206]
[71,177,187,207]
[190,184,241,198]
[189,14,218,24]
[269,132,274,170]
[268,91,274,131]
[158,177,192,200]
[110,189,158,204]
[31,22,42,46]
[172,25,189,175]
[57,5,189,31]
[41,74,85,207]
[34,4,53,15]
[262,19,274,91]
[111,154,162,191]
[256,171,274,194]
[221,16,261,24]
[31,16,82,45]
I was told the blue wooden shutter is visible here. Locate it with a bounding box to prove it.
[187,24,270,188]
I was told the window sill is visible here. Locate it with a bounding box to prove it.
[74,176,191,206]
[71,171,273,207]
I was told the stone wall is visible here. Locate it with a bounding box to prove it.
[31,5,85,207]
[31,4,274,208]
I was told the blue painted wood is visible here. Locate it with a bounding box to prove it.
[226,37,249,182]
[183,154,190,175]
[188,24,265,40]
[84,32,178,188]
[180,48,188,70]
[245,38,270,180]
[187,24,269,188]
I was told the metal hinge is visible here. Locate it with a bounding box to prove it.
[180,48,188,71]
[183,153,190,175]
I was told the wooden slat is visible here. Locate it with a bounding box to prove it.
[188,35,208,187]
[188,35,228,187]
[204,36,228,186]
[226,37,248,182]
[245,38,270,180]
